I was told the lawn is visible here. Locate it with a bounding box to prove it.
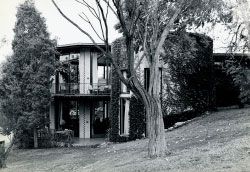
[2,108,250,172]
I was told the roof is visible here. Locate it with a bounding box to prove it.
[213,53,250,57]
[57,42,108,48]
[56,43,110,54]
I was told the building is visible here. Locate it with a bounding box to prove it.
[49,43,112,138]
[49,40,249,140]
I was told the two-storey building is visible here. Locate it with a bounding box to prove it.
[49,43,111,138]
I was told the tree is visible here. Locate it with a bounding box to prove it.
[51,0,231,157]
[224,0,250,105]
[0,0,56,149]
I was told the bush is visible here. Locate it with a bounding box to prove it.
[109,38,123,142]
[15,128,55,148]
[129,96,145,140]
[163,32,214,114]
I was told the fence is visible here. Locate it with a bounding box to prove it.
[51,83,111,95]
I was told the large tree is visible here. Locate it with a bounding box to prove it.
[52,0,231,157]
[0,0,56,149]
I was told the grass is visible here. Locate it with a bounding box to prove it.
[2,108,250,172]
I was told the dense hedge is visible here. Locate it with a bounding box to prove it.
[109,38,124,142]
[128,96,145,140]
[163,32,214,114]
[109,63,121,142]
[15,129,55,148]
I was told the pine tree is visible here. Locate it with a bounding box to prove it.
[0,0,56,148]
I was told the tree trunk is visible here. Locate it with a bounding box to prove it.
[146,96,166,157]
[130,76,167,157]
[33,128,38,148]
[124,33,166,157]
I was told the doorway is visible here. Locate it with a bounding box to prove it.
[91,101,110,138]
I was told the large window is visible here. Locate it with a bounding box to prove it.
[60,53,79,62]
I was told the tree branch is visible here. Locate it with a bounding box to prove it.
[134,53,145,72]
[51,0,130,90]
[78,13,105,41]
[155,1,184,58]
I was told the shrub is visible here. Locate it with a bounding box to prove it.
[129,96,145,140]
[163,32,214,114]
[109,38,123,142]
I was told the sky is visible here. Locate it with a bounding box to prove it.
[0,0,248,65]
[0,0,120,64]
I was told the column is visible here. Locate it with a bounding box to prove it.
[124,99,130,135]
[79,50,85,94]
[49,101,55,130]
[92,52,98,84]
[79,102,91,138]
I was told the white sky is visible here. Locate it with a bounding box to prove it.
[0,0,247,65]
[0,0,120,64]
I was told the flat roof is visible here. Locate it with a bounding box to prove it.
[56,43,110,50]
[213,53,250,57]
[56,43,110,55]
[57,42,107,48]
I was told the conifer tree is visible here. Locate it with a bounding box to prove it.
[0,0,56,148]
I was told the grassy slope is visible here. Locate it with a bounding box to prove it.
[2,108,250,172]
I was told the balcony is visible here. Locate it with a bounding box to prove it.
[51,83,111,96]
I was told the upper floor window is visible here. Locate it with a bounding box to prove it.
[60,53,80,62]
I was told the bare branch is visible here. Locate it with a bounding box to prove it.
[51,0,103,50]
[74,0,99,19]
[105,0,109,20]
[51,0,130,89]
[95,0,109,44]
[95,1,106,40]
[101,0,118,17]
[78,13,105,41]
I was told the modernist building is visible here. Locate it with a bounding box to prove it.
[49,43,112,138]
[49,43,135,139]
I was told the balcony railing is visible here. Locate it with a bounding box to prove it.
[51,83,111,95]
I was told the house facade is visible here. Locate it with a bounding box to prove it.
[49,43,112,138]
[49,43,135,138]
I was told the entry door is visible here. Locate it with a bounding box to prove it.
[91,101,109,138]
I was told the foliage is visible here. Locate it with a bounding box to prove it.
[224,54,250,105]
[128,96,145,140]
[213,63,241,107]
[109,40,122,142]
[222,1,250,106]
[162,32,214,114]
[0,0,56,148]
